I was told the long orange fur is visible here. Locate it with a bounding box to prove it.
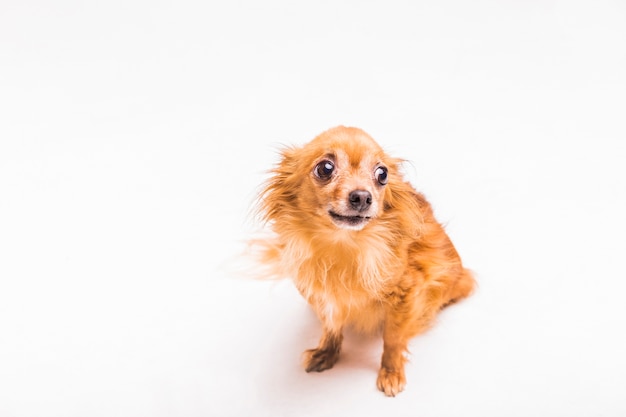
[254,126,475,396]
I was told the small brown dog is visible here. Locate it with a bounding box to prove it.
[254,126,475,396]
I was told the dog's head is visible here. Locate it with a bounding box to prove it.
[260,126,407,232]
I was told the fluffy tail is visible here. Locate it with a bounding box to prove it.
[442,268,476,308]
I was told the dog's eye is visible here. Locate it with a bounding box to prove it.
[314,160,335,180]
[375,166,388,185]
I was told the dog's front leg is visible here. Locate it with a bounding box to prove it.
[377,317,409,396]
[303,328,343,372]
[377,286,439,396]
[303,299,343,372]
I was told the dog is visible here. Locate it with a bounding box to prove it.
[253,126,475,396]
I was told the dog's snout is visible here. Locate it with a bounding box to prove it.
[348,190,372,212]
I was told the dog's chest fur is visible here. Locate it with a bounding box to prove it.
[279,229,406,333]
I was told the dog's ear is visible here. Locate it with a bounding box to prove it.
[256,146,302,224]
[382,158,427,230]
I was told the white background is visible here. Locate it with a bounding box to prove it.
[1,1,625,416]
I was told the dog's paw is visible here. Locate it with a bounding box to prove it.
[376,367,406,397]
[303,348,340,372]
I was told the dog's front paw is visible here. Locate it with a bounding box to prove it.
[376,367,406,397]
[303,348,340,372]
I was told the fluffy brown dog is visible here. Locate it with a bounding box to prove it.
[254,126,475,396]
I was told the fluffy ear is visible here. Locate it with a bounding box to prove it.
[256,146,302,224]
[382,158,427,231]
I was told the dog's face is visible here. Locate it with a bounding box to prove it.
[295,127,392,231]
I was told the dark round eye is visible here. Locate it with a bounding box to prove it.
[375,166,388,185]
[314,160,335,180]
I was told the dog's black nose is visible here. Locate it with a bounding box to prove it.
[348,190,372,212]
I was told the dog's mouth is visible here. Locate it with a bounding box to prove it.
[328,211,371,230]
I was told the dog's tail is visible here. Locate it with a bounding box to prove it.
[442,268,476,309]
